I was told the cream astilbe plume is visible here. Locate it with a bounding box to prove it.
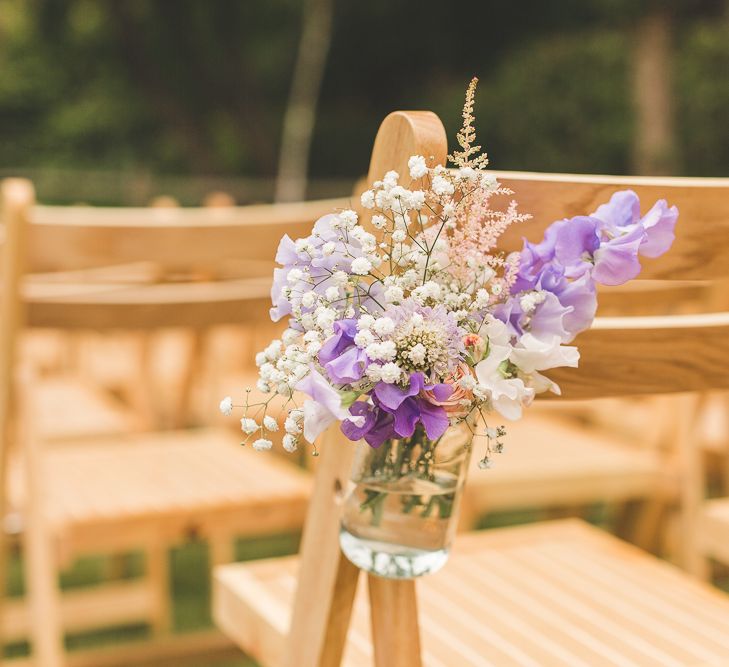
[448,77,490,170]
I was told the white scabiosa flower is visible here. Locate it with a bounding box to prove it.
[350,257,372,275]
[263,415,279,432]
[219,397,233,416]
[241,418,258,434]
[408,155,428,179]
[252,438,273,452]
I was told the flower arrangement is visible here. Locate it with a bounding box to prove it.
[220,78,678,471]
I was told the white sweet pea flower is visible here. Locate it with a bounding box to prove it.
[296,367,364,443]
[510,334,580,373]
[474,342,534,421]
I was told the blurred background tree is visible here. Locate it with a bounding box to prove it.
[0,0,727,204]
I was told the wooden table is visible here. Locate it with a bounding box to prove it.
[214,519,729,667]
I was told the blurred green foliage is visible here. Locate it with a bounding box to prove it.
[0,0,728,196]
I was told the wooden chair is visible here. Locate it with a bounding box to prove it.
[0,184,359,665]
[213,109,729,667]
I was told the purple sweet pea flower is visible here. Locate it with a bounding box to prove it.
[318,319,368,384]
[374,373,452,441]
[341,401,395,448]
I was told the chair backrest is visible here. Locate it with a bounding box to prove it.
[280,108,729,667]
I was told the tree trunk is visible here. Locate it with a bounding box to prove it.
[275,0,334,202]
[631,9,678,175]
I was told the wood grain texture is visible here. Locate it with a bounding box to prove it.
[280,109,448,667]
[27,197,349,272]
[215,519,729,667]
[490,171,729,281]
[546,312,729,399]
[368,576,422,667]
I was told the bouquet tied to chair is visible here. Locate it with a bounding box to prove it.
[221,79,678,578]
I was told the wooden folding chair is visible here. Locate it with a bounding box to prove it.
[213,109,729,667]
[0,185,361,665]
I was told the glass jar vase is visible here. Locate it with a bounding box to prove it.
[340,420,473,579]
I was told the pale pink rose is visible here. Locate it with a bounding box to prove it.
[422,363,475,418]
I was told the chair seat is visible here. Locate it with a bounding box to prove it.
[36,428,311,557]
[464,414,668,513]
[214,519,729,667]
[700,497,729,565]
[35,376,139,442]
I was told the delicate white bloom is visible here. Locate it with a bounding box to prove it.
[263,415,279,432]
[332,270,349,285]
[457,166,477,181]
[443,202,456,217]
[322,241,336,256]
[383,170,399,187]
[408,155,428,179]
[284,415,302,435]
[241,418,259,434]
[519,290,546,314]
[392,229,406,243]
[256,379,270,393]
[380,362,403,384]
[282,329,299,345]
[219,397,233,416]
[432,175,455,196]
[379,340,397,361]
[354,329,375,348]
[252,438,273,452]
[283,434,298,452]
[264,340,283,360]
[325,286,340,301]
[339,209,358,229]
[316,307,337,331]
[372,214,387,229]
[407,343,427,366]
[372,317,395,336]
[351,257,372,275]
[295,239,314,253]
[360,190,375,209]
[287,268,303,284]
[366,364,383,382]
[384,285,404,303]
[409,190,425,209]
[357,314,375,330]
[255,352,267,366]
[480,173,498,190]
[301,291,317,308]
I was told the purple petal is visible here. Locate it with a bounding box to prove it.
[418,400,450,440]
[528,291,572,342]
[592,224,645,286]
[592,190,640,230]
[324,346,367,384]
[429,383,454,403]
[392,398,420,438]
[553,216,600,275]
[639,200,678,258]
[374,373,425,411]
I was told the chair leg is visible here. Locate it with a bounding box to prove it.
[368,576,423,667]
[147,540,171,635]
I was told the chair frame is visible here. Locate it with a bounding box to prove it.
[235,110,729,667]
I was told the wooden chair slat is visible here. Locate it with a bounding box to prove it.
[490,171,729,281]
[214,520,729,667]
[28,197,350,271]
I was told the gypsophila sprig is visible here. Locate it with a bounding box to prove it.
[222,79,678,468]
